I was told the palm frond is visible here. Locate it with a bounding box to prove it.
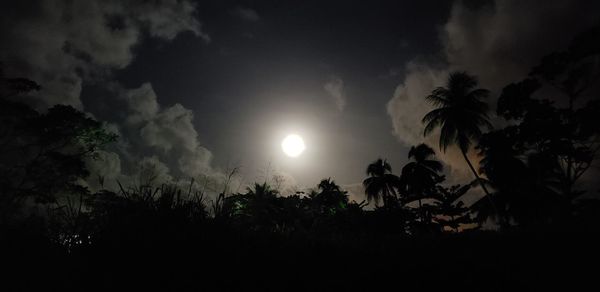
[439,122,458,152]
[425,88,450,107]
[448,71,477,92]
[423,109,447,137]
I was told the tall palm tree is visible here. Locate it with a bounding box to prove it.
[363,158,401,206]
[400,144,444,222]
[401,144,444,191]
[422,71,494,200]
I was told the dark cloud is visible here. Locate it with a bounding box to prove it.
[0,0,207,109]
[0,0,226,196]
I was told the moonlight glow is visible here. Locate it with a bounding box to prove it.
[281,134,306,157]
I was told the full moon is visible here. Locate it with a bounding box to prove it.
[281,134,306,157]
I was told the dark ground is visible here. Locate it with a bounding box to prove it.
[3,223,598,291]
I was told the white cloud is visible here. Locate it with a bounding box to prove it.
[386,63,447,147]
[82,82,226,199]
[117,83,215,178]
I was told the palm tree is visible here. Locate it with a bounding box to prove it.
[313,178,348,215]
[422,71,494,200]
[400,144,444,222]
[247,182,278,197]
[363,158,401,207]
[318,178,342,193]
[242,182,280,230]
[401,144,444,192]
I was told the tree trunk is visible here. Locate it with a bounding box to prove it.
[461,150,491,195]
[418,198,424,223]
[461,149,501,221]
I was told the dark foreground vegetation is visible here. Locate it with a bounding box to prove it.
[2,28,600,291]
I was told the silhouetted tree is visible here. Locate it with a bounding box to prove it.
[433,184,473,232]
[311,178,348,215]
[399,144,444,223]
[246,182,278,198]
[474,126,557,226]
[520,36,599,200]
[0,75,116,220]
[476,26,600,226]
[363,159,401,207]
[422,71,495,211]
[238,182,280,230]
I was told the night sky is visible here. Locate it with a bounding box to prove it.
[2,0,599,201]
[113,1,451,190]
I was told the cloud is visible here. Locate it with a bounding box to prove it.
[83,82,226,199]
[387,0,600,184]
[0,0,229,199]
[85,150,122,190]
[386,63,447,147]
[442,0,599,92]
[0,0,208,109]
[231,6,260,22]
[324,75,346,112]
[135,156,174,186]
[117,83,216,178]
[123,83,160,120]
[131,0,209,42]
